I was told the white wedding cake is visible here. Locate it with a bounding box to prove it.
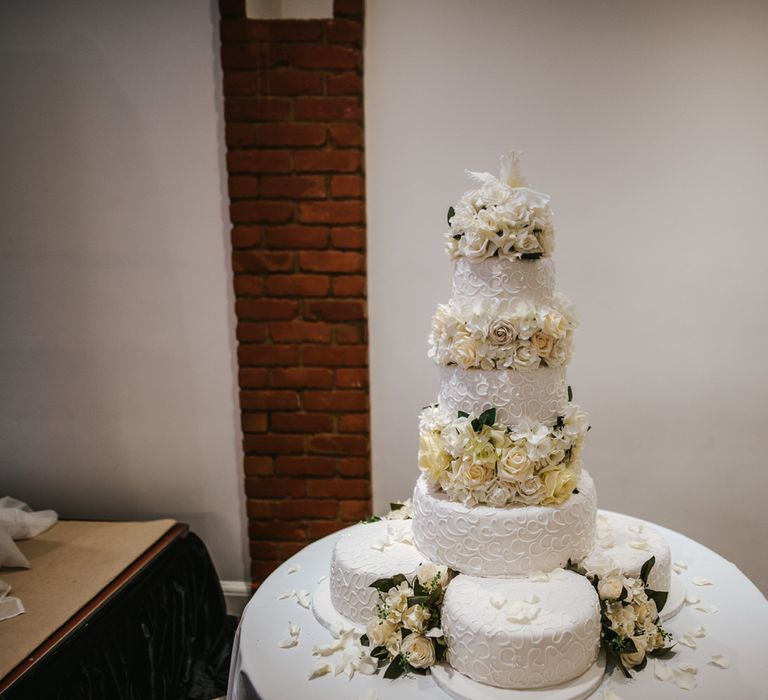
[318,152,674,693]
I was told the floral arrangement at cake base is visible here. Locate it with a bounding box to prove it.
[360,563,452,679]
[568,555,674,677]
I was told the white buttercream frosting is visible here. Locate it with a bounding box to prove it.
[329,520,426,625]
[411,471,597,576]
[441,569,601,688]
[580,511,672,592]
[438,364,568,426]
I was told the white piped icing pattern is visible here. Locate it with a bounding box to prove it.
[329,520,426,625]
[452,256,555,309]
[580,511,672,592]
[442,570,601,689]
[438,364,568,426]
[411,472,597,577]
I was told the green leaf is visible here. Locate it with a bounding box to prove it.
[452,234,462,240]
[572,488,579,495]
[406,595,429,607]
[457,410,469,418]
[567,385,573,402]
[471,407,497,431]
[447,206,455,225]
[646,588,669,613]
[622,637,637,653]
[370,577,395,592]
[617,585,628,602]
[648,644,677,658]
[360,515,381,524]
[384,656,406,679]
[392,573,407,587]
[412,578,427,597]
[640,556,656,586]
[371,645,389,660]
[360,634,369,646]
[634,655,648,672]
[409,665,428,676]
[389,502,404,511]
[554,415,565,429]
[520,252,543,260]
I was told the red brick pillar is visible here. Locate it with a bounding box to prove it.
[218,0,370,587]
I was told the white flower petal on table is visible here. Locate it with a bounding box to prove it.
[677,663,698,675]
[425,627,443,638]
[317,575,327,584]
[296,590,312,609]
[278,589,296,601]
[672,561,688,574]
[709,655,730,669]
[677,634,697,649]
[691,577,713,586]
[287,564,301,575]
[289,622,301,638]
[359,689,379,700]
[489,593,506,609]
[279,637,299,649]
[684,594,700,605]
[312,643,340,657]
[672,669,698,690]
[694,602,719,614]
[603,683,624,700]
[689,626,706,638]
[628,540,648,550]
[628,523,644,534]
[308,662,333,680]
[529,571,550,582]
[356,655,378,675]
[654,659,673,682]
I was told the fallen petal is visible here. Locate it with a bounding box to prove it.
[289,622,301,638]
[296,590,312,609]
[693,602,719,614]
[287,564,301,575]
[489,594,506,609]
[603,684,623,700]
[672,669,698,690]
[654,659,673,682]
[317,575,327,584]
[691,577,713,586]
[684,594,700,605]
[308,663,333,680]
[628,540,649,550]
[677,634,697,649]
[689,626,706,638]
[278,589,295,600]
[677,663,698,675]
[279,637,299,649]
[709,655,730,669]
[359,690,379,700]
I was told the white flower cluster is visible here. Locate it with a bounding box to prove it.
[418,404,588,507]
[428,296,577,370]
[364,564,451,677]
[445,152,555,262]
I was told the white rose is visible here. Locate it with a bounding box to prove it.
[384,582,413,623]
[531,331,554,358]
[515,475,544,505]
[402,604,431,633]
[366,619,397,648]
[478,179,510,206]
[385,628,403,656]
[605,602,636,638]
[416,562,449,589]
[400,633,436,669]
[547,337,570,367]
[418,430,451,482]
[620,635,648,669]
[499,230,519,256]
[597,574,625,601]
[545,447,566,467]
[497,446,534,482]
[488,319,517,346]
[513,340,540,370]
[515,231,541,253]
[564,404,589,438]
[540,309,568,339]
[467,429,497,465]
[455,458,491,490]
[452,336,479,369]
[486,480,515,506]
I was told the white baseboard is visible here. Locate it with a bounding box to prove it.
[220,579,252,618]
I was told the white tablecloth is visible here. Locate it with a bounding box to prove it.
[227,511,768,700]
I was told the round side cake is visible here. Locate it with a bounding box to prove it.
[441,570,601,689]
[329,520,426,624]
[412,471,597,576]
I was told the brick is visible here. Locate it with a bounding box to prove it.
[257,124,326,147]
[251,560,281,580]
[244,455,273,475]
[293,150,361,173]
[265,225,328,249]
[327,72,363,95]
[336,368,368,388]
[260,175,325,199]
[223,72,255,97]
[339,414,368,433]
[230,200,294,224]
[278,542,306,559]
[326,20,363,44]
[227,150,292,173]
[221,43,288,70]
[275,456,337,476]
[220,18,325,42]
[266,274,329,297]
[303,391,367,411]
[246,477,307,500]
[249,539,279,559]
[305,300,366,321]
[338,457,368,477]
[249,519,306,540]
[231,225,263,248]
[275,499,339,520]
[340,500,370,521]
[307,520,347,539]
[244,433,305,455]
[224,97,291,122]
[272,412,333,433]
[242,412,268,432]
[232,251,293,273]
[237,323,268,342]
[304,345,367,367]
[294,97,362,121]
[220,0,247,18]
[330,175,363,198]
[269,321,331,343]
[333,0,364,18]
[336,323,364,344]
[332,275,366,297]
[289,45,359,70]
[331,228,365,251]
[299,201,364,225]
[237,299,299,320]
[307,478,369,498]
[228,176,260,198]
[328,123,362,146]
[254,70,325,96]
[241,390,299,410]
[269,367,334,388]
[238,345,299,366]
[309,434,368,455]
[239,368,268,388]
[299,250,364,272]
[233,275,264,296]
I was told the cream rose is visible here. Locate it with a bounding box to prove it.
[497,445,533,482]
[486,480,515,506]
[513,340,540,370]
[452,336,479,368]
[605,601,636,637]
[402,604,431,633]
[516,475,545,505]
[366,619,397,648]
[385,628,403,656]
[416,562,450,589]
[541,467,578,505]
[540,309,568,338]
[488,319,517,346]
[455,458,491,490]
[597,574,625,601]
[620,635,648,668]
[531,331,555,358]
[515,231,541,253]
[547,337,570,367]
[400,633,436,669]
[418,431,451,482]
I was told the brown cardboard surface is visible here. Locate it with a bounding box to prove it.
[0,519,176,679]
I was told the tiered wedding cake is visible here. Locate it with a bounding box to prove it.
[318,152,674,694]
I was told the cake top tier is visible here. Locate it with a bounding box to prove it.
[446,151,554,262]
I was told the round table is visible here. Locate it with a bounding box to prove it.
[227,511,768,700]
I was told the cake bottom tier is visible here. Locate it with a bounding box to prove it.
[329,519,427,624]
[412,471,597,577]
[441,570,601,689]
